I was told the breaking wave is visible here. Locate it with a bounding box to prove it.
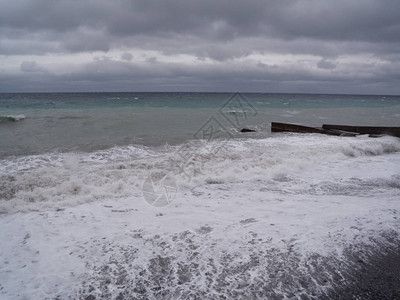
[0,134,399,213]
[0,114,26,123]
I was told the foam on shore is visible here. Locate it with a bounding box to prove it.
[1,134,399,213]
[0,134,400,298]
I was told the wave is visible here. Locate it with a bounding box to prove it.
[0,134,399,213]
[0,114,26,123]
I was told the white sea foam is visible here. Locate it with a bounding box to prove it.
[1,134,399,213]
[0,144,158,175]
[0,114,26,122]
[1,134,400,298]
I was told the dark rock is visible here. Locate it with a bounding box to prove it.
[240,128,256,133]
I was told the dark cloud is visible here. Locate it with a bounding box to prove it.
[0,0,399,93]
[20,61,46,73]
[2,0,400,54]
[0,56,395,94]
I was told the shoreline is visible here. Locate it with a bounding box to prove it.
[1,181,399,298]
[0,132,399,298]
[328,237,400,299]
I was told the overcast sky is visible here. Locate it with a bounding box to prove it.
[1,0,399,94]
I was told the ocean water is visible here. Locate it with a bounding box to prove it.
[0,92,399,158]
[1,93,400,298]
[1,92,400,209]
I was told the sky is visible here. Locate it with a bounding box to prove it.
[0,0,400,94]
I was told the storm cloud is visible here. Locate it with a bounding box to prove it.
[0,0,399,94]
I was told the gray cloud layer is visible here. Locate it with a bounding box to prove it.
[1,0,400,94]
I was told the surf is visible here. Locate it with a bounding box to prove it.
[0,114,25,123]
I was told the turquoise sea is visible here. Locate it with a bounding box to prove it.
[1,92,399,158]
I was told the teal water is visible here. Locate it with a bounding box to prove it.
[1,92,399,110]
[0,92,399,158]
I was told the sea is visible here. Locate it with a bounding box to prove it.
[1,92,400,210]
[1,92,399,157]
[1,92,400,298]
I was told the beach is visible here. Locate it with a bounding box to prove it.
[1,93,400,298]
[2,0,400,297]
[1,146,399,298]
